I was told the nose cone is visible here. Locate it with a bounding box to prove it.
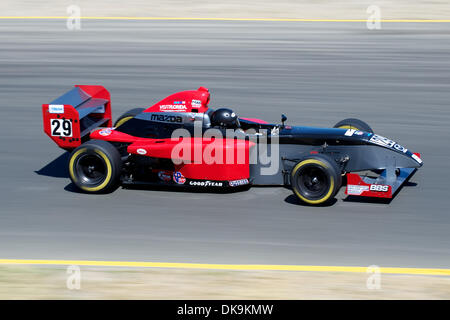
[367,134,423,168]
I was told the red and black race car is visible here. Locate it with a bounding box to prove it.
[42,85,423,205]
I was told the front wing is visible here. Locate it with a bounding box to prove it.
[345,153,421,199]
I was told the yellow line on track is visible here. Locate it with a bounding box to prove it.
[0,17,449,22]
[0,259,449,276]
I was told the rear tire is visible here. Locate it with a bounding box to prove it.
[114,108,145,127]
[333,118,373,133]
[68,140,122,193]
[291,154,342,205]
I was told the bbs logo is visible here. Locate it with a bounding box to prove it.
[370,184,389,192]
[151,114,183,123]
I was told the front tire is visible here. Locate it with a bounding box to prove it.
[68,140,122,193]
[333,118,373,133]
[291,154,342,205]
[114,108,145,128]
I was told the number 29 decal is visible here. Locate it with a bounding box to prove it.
[50,119,72,137]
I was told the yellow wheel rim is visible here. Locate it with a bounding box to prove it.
[291,159,335,204]
[69,148,113,192]
[337,125,358,130]
[115,116,133,128]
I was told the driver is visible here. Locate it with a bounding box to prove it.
[210,108,241,129]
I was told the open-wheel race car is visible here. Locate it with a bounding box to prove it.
[41,85,423,205]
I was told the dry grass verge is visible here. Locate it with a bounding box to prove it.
[1,265,449,299]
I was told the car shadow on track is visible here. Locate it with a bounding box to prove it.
[343,196,392,204]
[62,181,253,195]
[284,193,393,206]
[121,184,252,194]
[64,182,80,193]
[284,193,338,207]
[34,152,69,178]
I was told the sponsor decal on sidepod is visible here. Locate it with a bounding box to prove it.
[229,179,250,187]
[173,171,186,184]
[158,171,172,182]
[189,181,223,187]
[99,128,112,136]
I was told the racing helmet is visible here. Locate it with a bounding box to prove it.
[210,108,240,129]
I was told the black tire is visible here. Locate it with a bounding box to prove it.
[114,108,145,127]
[291,154,342,205]
[333,118,373,133]
[68,140,122,193]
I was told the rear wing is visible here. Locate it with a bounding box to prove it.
[42,85,112,150]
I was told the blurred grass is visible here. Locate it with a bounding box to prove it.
[1,265,449,299]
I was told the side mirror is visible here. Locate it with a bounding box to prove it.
[281,114,287,127]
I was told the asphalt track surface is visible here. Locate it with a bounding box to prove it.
[0,20,449,268]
